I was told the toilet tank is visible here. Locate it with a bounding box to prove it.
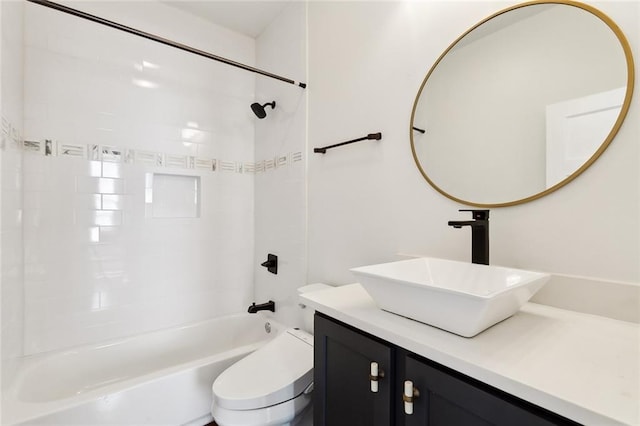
[297,283,332,334]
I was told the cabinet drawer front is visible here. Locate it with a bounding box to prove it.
[314,314,393,426]
[404,356,568,426]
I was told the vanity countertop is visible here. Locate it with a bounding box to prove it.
[301,283,639,426]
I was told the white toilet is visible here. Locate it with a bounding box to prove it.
[210,284,329,426]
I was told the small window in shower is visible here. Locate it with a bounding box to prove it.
[145,173,200,218]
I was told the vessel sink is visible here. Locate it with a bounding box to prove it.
[350,257,550,337]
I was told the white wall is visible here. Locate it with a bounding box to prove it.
[307,1,639,285]
[21,1,257,354]
[1,0,25,385]
[253,2,307,328]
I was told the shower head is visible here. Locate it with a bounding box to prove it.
[250,101,276,119]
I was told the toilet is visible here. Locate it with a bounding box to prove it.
[210,284,329,426]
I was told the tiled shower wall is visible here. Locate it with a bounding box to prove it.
[1,0,25,376]
[21,2,264,354]
[253,2,307,328]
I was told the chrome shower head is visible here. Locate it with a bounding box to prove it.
[250,101,276,119]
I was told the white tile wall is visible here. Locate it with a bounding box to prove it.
[253,2,308,329]
[21,1,259,354]
[1,0,25,386]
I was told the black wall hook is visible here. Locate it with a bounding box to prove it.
[261,254,278,274]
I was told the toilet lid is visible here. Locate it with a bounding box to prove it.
[212,328,314,411]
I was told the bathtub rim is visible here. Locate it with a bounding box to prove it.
[2,313,285,425]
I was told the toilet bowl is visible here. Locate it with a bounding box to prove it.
[211,284,330,426]
[211,328,313,426]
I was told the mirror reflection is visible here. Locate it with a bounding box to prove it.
[411,2,633,207]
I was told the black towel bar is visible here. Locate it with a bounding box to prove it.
[314,132,382,154]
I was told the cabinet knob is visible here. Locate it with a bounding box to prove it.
[403,380,420,415]
[369,361,385,393]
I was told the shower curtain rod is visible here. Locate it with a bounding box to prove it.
[26,0,307,89]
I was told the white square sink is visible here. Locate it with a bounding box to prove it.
[350,257,550,337]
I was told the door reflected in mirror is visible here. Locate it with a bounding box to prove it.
[410,1,634,207]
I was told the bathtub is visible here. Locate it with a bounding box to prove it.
[2,314,282,425]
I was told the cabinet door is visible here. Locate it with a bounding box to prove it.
[314,313,393,426]
[402,355,576,426]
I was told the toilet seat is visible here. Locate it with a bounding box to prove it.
[212,329,313,411]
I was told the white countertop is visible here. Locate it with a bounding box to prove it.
[301,283,640,426]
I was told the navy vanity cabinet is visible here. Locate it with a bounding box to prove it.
[402,353,573,426]
[314,313,394,426]
[314,313,580,426]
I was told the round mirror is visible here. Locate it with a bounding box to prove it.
[410,1,634,207]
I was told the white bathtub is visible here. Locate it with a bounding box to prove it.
[2,314,282,425]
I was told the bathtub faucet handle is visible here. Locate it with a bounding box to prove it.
[260,254,278,274]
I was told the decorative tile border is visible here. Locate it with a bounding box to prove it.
[101,146,123,163]
[23,140,41,152]
[58,143,84,158]
[219,160,238,173]
[14,137,303,174]
[193,158,216,171]
[243,162,256,173]
[1,116,23,151]
[165,154,188,169]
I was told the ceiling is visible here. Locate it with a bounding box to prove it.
[163,1,291,38]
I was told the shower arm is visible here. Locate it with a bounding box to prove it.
[314,132,382,154]
[26,0,307,89]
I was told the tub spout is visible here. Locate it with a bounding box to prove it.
[248,300,276,313]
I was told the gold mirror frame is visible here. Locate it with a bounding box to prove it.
[410,0,635,208]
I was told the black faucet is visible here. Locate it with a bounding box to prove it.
[448,209,489,265]
[248,300,276,314]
